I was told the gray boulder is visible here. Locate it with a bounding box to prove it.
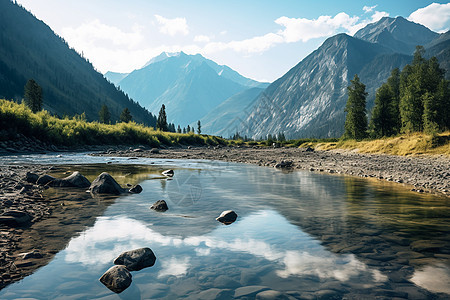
[216,210,238,225]
[99,265,132,293]
[150,148,160,154]
[36,174,56,185]
[113,247,156,271]
[48,171,91,188]
[150,200,168,212]
[0,210,32,227]
[274,160,293,168]
[129,185,143,194]
[89,172,125,195]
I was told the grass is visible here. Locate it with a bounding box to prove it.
[307,133,450,156]
[0,99,226,147]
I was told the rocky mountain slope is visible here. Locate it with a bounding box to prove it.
[238,17,447,138]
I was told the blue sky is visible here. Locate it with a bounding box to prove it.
[15,0,450,82]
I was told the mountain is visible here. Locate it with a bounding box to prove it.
[239,33,412,139]
[104,71,129,86]
[425,31,450,78]
[235,17,448,139]
[0,0,156,125]
[354,16,438,55]
[198,87,264,136]
[110,52,266,126]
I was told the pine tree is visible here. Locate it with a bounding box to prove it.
[197,120,201,134]
[344,74,368,140]
[386,68,401,133]
[120,107,132,123]
[156,104,168,131]
[98,104,111,124]
[23,79,43,113]
[187,125,191,133]
[183,127,186,134]
[177,125,182,133]
[370,84,396,138]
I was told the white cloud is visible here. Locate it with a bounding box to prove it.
[62,19,144,49]
[155,14,189,36]
[194,35,211,43]
[408,3,450,32]
[363,5,377,13]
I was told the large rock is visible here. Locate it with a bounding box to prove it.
[0,210,32,227]
[216,210,238,225]
[36,174,56,185]
[89,172,125,195]
[99,265,132,293]
[150,200,168,212]
[25,172,39,184]
[48,171,91,188]
[113,247,156,271]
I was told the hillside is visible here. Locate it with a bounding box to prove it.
[0,0,156,125]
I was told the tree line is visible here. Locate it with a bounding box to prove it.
[344,46,449,140]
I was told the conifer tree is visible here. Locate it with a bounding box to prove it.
[98,104,111,124]
[187,125,191,133]
[183,127,186,134]
[197,120,201,134]
[344,74,368,140]
[120,107,132,123]
[386,68,401,133]
[23,79,43,113]
[156,104,168,131]
[370,84,396,138]
[177,125,182,133]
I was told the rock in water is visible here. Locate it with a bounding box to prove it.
[99,265,132,293]
[129,185,143,194]
[48,171,91,188]
[162,169,174,177]
[0,210,32,227]
[89,172,125,195]
[113,247,156,271]
[216,210,238,225]
[150,200,168,212]
[150,148,160,154]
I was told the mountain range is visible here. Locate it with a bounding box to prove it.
[106,52,267,127]
[237,17,449,139]
[0,0,156,125]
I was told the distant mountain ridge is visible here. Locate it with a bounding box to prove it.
[354,16,438,54]
[237,17,448,138]
[0,0,156,125]
[106,52,268,126]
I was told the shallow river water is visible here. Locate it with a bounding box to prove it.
[0,153,449,299]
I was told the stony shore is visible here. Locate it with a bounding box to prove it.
[95,145,450,197]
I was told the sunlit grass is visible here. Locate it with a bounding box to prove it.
[314,132,450,156]
[0,99,225,147]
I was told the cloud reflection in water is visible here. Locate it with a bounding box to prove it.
[64,210,386,284]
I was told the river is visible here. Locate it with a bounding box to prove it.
[0,153,449,299]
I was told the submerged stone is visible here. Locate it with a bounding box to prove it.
[150,200,168,212]
[162,169,174,177]
[129,184,143,194]
[113,247,156,271]
[216,210,238,225]
[0,210,32,227]
[99,265,132,293]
